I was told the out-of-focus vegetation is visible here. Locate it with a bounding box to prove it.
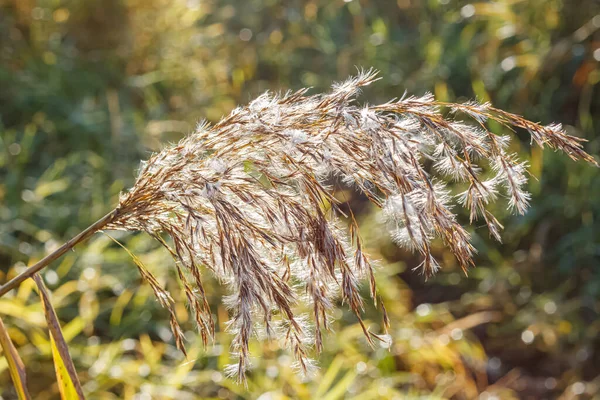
[1,0,599,398]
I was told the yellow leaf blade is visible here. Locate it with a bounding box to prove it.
[33,275,85,400]
[0,316,31,400]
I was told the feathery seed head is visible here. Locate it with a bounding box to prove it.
[105,69,596,381]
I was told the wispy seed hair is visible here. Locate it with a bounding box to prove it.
[105,70,596,381]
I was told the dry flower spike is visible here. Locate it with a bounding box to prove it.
[0,70,596,381]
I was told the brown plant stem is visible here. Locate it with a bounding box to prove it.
[0,209,119,298]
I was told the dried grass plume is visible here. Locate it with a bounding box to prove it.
[3,70,596,381]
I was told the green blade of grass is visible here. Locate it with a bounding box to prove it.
[315,355,344,398]
[33,274,85,400]
[322,370,357,400]
[0,316,31,400]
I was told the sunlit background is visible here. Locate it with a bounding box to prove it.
[1,0,599,399]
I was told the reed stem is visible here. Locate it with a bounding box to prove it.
[0,209,119,298]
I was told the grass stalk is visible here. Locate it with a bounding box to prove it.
[0,209,119,297]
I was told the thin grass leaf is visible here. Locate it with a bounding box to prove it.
[322,369,358,400]
[315,355,344,398]
[33,274,85,400]
[0,316,31,400]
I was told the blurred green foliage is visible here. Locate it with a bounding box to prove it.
[1,0,599,398]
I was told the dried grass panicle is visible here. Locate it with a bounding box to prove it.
[105,70,596,381]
